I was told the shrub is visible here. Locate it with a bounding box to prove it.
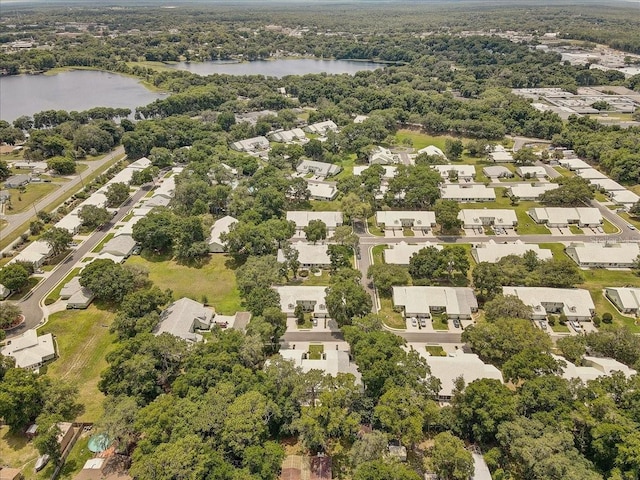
[559,314,568,325]
[592,315,601,327]
[602,312,613,324]
[548,315,557,326]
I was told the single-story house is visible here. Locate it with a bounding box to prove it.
[1,329,56,371]
[353,165,397,180]
[101,234,136,258]
[375,211,436,232]
[392,286,478,320]
[588,178,626,192]
[286,211,343,233]
[417,145,446,159]
[60,277,83,300]
[13,161,48,172]
[508,183,558,200]
[152,175,176,200]
[208,215,238,253]
[276,286,329,318]
[369,146,398,165]
[128,157,152,170]
[440,184,496,202]
[54,212,83,235]
[576,168,608,180]
[609,189,640,210]
[277,241,332,268]
[79,190,109,209]
[296,160,341,178]
[566,242,640,268]
[431,164,475,181]
[471,240,553,263]
[305,120,338,136]
[9,240,52,269]
[554,353,637,383]
[529,207,603,227]
[483,166,512,179]
[353,115,369,124]
[501,286,595,321]
[231,136,270,152]
[154,297,214,342]
[67,287,95,309]
[278,348,361,383]
[74,457,133,480]
[145,195,171,208]
[271,128,307,143]
[383,242,442,265]
[94,252,126,264]
[489,145,513,163]
[4,174,31,188]
[515,166,547,178]
[605,287,640,315]
[558,158,591,170]
[307,180,338,200]
[104,167,135,186]
[458,209,517,228]
[235,110,277,127]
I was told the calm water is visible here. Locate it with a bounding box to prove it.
[0,70,166,122]
[168,58,384,77]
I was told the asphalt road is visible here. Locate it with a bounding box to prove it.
[0,146,125,246]
[7,185,150,338]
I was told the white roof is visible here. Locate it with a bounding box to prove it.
[277,242,331,266]
[440,184,496,201]
[605,287,640,310]
[231,136,270,151]
[577,168,608,180]
[78,191,108,209]
[209,216,238,248]
[102,234,136,257]
[383,242,442,265]
[610,189,640,206]
[1,330,55,370]
[393,286,478,317]
[432,164,476,178]
[54,212,82,233]
[375,210,436,227]
[106,168,135,185]
[306,120,338,135]
[369,146,397,165]
[145,195,171,208]
[472,240,553,263]
[128,157,152,170]
[553,354,636,383]
[516,166,547,177]
[508,183,558,199]
[353,165,397,179]
[588,178,625,192]
[60,276,83,299]
[286,211,343,229]
[276,286,328,315]
[94,252,126,264]
[530,207,603,225]
[272,128,307,142]
[153,175,176,199]
[0,284,9,298]
[483,166,511,177]
[155,297,214,342]
[421,349,503,398]
[82,458,105,470]
[296,160,341,177]
[458,209,517,227]
[10,240,51,265]
[583,356,636,377]
[558,158,591,170]
[353,115,368,124]
[566,242,640,266]
[489,145,513,162]
[502,286,595,319]
[307,181,338,200]
[278,349,361,382]
[417,145,446,158]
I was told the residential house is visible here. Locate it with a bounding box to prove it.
[605,287,640,315]
[458,209,517,229]
[609,189,640,210]
[392,286,478,320]
[128,157,152,170]
[566,242,640,268]
[440,184,496,202]
[529,207,603,227]
[483,166,512,179]
[305,120,338,136]
[489,145,513,163]
[417,145,446,159]
[515,166,547,178]
[471,240,553,263]
[208,215,238,253]
[9,240,52,269]
[588,178,625,192]
[558,158,591,170]
[375,210,436,233]
[353,165,397,180]
[1,329,56,371]
[277,241,331,268]
[231,136,270,152]
[271,128,307,143]
[296,160,341,178]
[73,457,132,480]
[154,297,214,342]
[576,168,608,180]
[278,348,361,383]
[235,110,277,126]
[432,164,475,181]
[554,353,637,383]
[4,174,31,188]
[307,180,338,200]
[54,211,83,235]
[286,211,343,234]
[383,242,441,265]
[501,286,595,321]
[101,234,136,258]
[276,286,329,318]
[368,146,398,165]
[508,183,558,200]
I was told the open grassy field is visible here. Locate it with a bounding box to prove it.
[538,242,567,259]
[125,253,242,315]
[45,268,82,304]
[6,183,59,214]
[394,130,474,151]
[311,200,342,212]
[39,305,117,422]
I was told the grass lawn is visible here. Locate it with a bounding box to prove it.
[5,183,59,214]
[378,296,406,329]
[125,254,242,315]
[293,270,331,286]
[594,192,609,202]
[619,212,640,230]
[298,313,313,329]
[569,225,584,234]
[394,130,473,151]
[371,245,387,265]
[538,242,566,259]
[554,167,575,178]
[602,219,619,234]
[432,313,449,331]
[45,268,82,304]
[0,426,40,478]
[91,233,114,253]
[311,200,342,211]
[308,344,324,360]
[550,323,570,333]
[367,216,385,236]
[9,277,40,300]
[403,227,415,237]
[425,345,446,356]
[39,305,117,422]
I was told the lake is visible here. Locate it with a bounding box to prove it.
[168,58,384,77]
[0,70,166,123]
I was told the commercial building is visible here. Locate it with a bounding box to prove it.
[529,207,603,227]
[471,240,553,263]
[276,286,329,318]
[277,242,332,268]
[208,215,238,253]
[458,209,517,228]
[432,164,476,181]
[605,287,640,315]
[296,160,341,178]
[375,210,436,233]
[231,136,270,152]
[1,329,55,371]
[392,286,478,320]
[383,242,442,265]
[278,348,361,383]
[286,211,343,233]
[566,242,640,268]
[483,166,512,179]
[440,184,496,202]
[501,286,595,321]
[508,183,558,200]
[154,298,214,342]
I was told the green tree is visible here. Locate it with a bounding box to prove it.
[349,431,388,468]
[47,156,76,175]
[0,368,44,430]
[353,460,421,480]
[502,349,563,383]
[472,262,503,299]
[304,219,327,244]
[440,245,470,281]
[0,161,11,181]
[325,274,372,327]
[80,259,135,303]
[340,192,373,223]
[374,386,427,446]
[222,391,274,456]
[242,441,285,480]
[428,432,474,480]
[540,176,594,206]
[41,226,73,257]
[33,416,62,465]
[331,225,359,249]
[0,264,30,292]
[435,199,462,233]
[445,139,464,161]
[367,263,411,296]
[533,258,583,288]
[513,146,537,165]
[132,209,175,253]
[105,182,130,207]
[557,335,587,365]
[484,294,533,321]
[0,303,22,329]
[408,246,443,282]
[78,205,111,229]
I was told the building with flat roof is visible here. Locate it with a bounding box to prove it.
[305,120,338,135]
[278,348,361,383]
[432,164,476,180]
[154,298,214,342]
[605,287,640,315]
[286,211,343,232]
[515,166,547,179]
[502,286,595,321]
[271,128,307,143]
[566,242,640,268]
[208,215,238,253]
[489,145,513,163]
[576,168,608,180]
[307,180,338,200]
[276,286,329,318]
[128,157,152,170]
[393,286,478,320]
[54,212,83,235]
[472,240,553,263]
[588,178,625,192]
[277,242,331,268]
[1,329,55,371]
[296,160,341,178]
[483,166,512,179]
[441,184,496,202]
[375,210,436,232]
[368,146,398,165]
[508,183,558,200]
[458,209,517,228]
[609,189,640,210]
[231,136,270,152]
[353,165,397,179]
[417,145,446,159]
[558,158,591,170]
[529,207,603,227]
[383,242,442,265]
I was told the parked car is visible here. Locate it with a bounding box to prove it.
[453,319,461,329]
[410,317,417,327]
[539,320,547,330]
[570,321,583,332]
[419,318,427,328]
[312,318,318,327]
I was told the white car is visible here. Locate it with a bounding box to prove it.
[410,317,417,327]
